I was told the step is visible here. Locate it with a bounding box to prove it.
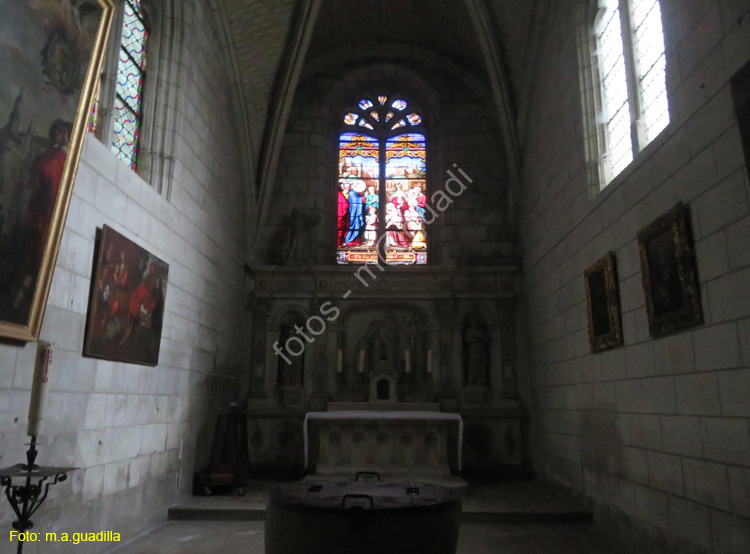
[169,479,592,524]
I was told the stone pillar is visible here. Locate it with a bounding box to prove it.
[437,301,458,410]
[499,309,517,395]
[247,297,270,402]
[310,299,331,409]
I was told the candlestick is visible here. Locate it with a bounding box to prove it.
[1,435,75,554]
[27,341,53,437]
[427,349,433,374]
[336,349,343,373]
[358,349,365,373]
[404,349,411,374]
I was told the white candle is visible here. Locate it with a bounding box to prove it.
[404,349,411,374]
[337,349,343,373]
[358,349,365,373]
[28,341,54,436]
[427,349,433,374]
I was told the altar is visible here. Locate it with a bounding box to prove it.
[304,404,462,478]
[244,266,528,480]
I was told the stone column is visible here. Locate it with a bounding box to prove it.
[436,301,458,410]
[499,307,517,395]
[310,300,331,410]
[247,297,270,402]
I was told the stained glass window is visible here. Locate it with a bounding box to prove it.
[88,81,100,133]
[595,0,668,186]
[111,0,149,170]
[337,95,427,265]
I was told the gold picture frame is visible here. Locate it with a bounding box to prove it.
[0,0,114,341]
[637,202,704,338]
[584,251,623,353]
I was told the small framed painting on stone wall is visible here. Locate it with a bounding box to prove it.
[83,225,169,366]
[0,0,115,341]
[731,60,750,172]
[584,251,623,353]
[637,203,703,338]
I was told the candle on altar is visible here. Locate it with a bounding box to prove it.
[28,341,54,436]
[336,349,343,373]
[427,349,433,374]
[404,349,411,374]
[358,349,365,373]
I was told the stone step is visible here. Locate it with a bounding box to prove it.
[168,479,592,525]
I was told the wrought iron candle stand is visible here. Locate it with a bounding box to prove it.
[0,436,74,554]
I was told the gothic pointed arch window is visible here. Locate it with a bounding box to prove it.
[337,94,427,265]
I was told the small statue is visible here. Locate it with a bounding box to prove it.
[464,315,490,386]
[284,206,319,264]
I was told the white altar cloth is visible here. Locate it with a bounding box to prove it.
[303,411,464,471]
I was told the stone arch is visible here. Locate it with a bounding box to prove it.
[269,303,311,329]
[271,305,311,389]
[301,45,519,231]
[311,60,444,130]
[458,303,498,330]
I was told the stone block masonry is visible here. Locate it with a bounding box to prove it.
[522,1,750,552]
[0,0,248,549]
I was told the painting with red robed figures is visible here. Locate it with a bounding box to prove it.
[0,0,114,341]
[84,225,168,366]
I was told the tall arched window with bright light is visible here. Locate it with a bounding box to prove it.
[337,95,427,265]
[595,0,669,186]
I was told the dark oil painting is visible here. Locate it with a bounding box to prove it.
[637,203,703,338]
[584,251,623,353]
[0,0,114,341]
[84,225,168,366]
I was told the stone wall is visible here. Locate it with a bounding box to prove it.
[0,0,247,550]
[244,266,526,478]
[254,59,516,267]
[521,0,750,552]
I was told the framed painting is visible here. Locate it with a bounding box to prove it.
[84,225,168,366]
[731,60,750,172]
[584,251,623,353]
[637,203,703,338]
[0,0,114,341]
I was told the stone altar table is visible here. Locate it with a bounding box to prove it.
[304,410,463,477]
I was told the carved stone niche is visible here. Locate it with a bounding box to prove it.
[370,374,397,403]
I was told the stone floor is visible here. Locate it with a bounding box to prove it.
[110,520,628,554]
[110,479,629,554]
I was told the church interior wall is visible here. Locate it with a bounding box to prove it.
[256,59,516,267]
[241,54,529,480]
[0,0,247,547]
[520,0,750,552]
[5,0,750,551]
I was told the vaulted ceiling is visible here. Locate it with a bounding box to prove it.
[210,0,538,229]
